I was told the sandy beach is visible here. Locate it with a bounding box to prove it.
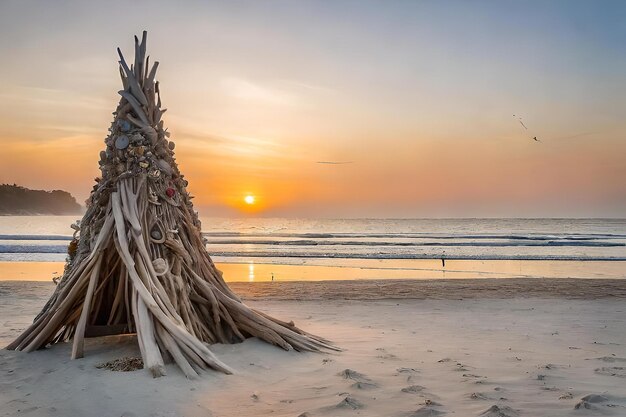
[1,0,625,415]
[2,279,626,417]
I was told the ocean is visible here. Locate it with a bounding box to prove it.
[0,217,625,281]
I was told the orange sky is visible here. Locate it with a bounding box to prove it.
[0,1,625,217]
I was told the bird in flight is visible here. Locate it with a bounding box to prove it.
[513,114,528,130]
[514,114,541,143]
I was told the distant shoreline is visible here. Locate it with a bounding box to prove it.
[0,184,82,216]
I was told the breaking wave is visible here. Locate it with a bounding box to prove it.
[2,229,626,262]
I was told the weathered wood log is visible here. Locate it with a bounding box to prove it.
[71,254,103,359]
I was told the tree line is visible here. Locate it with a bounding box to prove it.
[0,184,82,215]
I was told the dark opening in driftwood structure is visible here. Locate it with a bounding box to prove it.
[7,32,336,378]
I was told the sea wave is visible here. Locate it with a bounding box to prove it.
[2,232,626,241]
[1,238,624,254]
[0,235,72,241]
[201,232,626,240]
[0,244,68,253]
[1,230,625,262]
[204,239,624,247]
[1,245,625,262]
[207,251,626,261]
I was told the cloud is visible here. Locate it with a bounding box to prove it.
[0,85,110,110]
[277,79,338,94]
[219,77,295,105]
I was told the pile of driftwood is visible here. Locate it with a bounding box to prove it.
[7,32,336,378]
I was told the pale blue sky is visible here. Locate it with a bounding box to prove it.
[0,1,625,217]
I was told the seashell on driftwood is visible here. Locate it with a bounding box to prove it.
[168,141,175,151]
[157,159,172,175]
[148,189,160,205]
[152,258,168,275]
[141,126,158,145]
[131,133,144,144]
[117,119,131,132]
[139,161,149,169]
[115,135,130,150]
[150,226,163,241]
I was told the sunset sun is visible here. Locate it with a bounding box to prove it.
[244,195,255,205]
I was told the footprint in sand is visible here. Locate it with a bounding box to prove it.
[594,356,626,363]
[350,381,378,390]
[333,396,365,410]
[375,347,399,360]
[338,368,379,391]
[574,394,616,411]
[401,385,427,394]
[479,405,519,417]
[337,368,372,382]
[595,367,626,378]
[396,367,420,382]
[540,363,563,370]
[470,392,508,401]
[397,367,420,374]
[468,392,491,400]
[14,407,39,414]
[462,373,486,379]
[406,403,446,417]
[454,362,475,372]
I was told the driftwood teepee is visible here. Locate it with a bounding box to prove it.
[7,32,336,378]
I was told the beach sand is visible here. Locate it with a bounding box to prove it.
[1,279,626,416]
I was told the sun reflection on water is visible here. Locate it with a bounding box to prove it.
[248,262,255,282]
